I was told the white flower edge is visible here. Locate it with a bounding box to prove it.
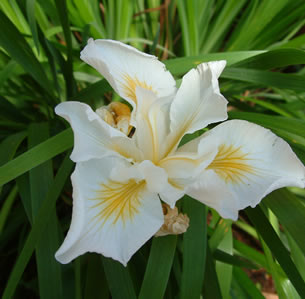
[55,157,165,266]
[186,120,305,220]
[80,39,176,125]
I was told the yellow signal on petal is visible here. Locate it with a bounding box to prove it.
[208,144,255,184]
[122,74,153,103]
[91,180,145,226]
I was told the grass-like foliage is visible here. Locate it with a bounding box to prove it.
[1,1,305,298]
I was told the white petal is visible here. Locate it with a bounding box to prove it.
[186,120,305,220]
[55,157,164,266]
[170,61,227,133]
[110,158,181,207]
[110,159,169,194]
[157,134,219,208]
[158,134,218,180]
[133,87,172,162]
[187,170,239,220]
[55,101,142,162]
[80,39,176,112]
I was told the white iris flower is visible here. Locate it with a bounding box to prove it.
[55,39,305,266]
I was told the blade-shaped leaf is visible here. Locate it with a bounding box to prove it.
[102,257,136,299]
[180,196,207,299]
[28,123,63,299]
[0,128,73,186]
[2,154,73,299]
[0,10,53,97]
[246,205,305,298]
[138,235,177,299]
[263,189,305,255]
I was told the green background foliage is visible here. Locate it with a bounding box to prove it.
[1,0,305,298]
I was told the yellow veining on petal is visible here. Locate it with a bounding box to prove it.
[122,74,153,103]
[207,144,255,184]
[91,180,145,226]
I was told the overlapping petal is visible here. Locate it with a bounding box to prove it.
[161,61,228,158]
[133,87,172,162]
[158,135,218,185]
[55,157,164,265]
[80,39,176,122]
[55,101,142,162]
[186,120,305,220]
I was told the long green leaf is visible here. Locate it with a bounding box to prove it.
[213,249,258,269]
[84,254,109,299]
[0,131,27,167]
[202,245,222,298]
[228,112,305,138]
[165,51,265,76]
[102,257,136,299]
[233,267,265,299]
[0,129,73,186]
[139,235,177,299]
[28,123,63,299]
[26,0,40,54]
[0,10,52,96]
[180,196,207,299]
[233,48,305,70]
[215,225,233,299]
[54,0,76,97]
[264,189,305,255]
[70,79,112,106]
[223,67,305,92]
[0,184,18,234]
[2,154,73,299]
[246,205,305,298]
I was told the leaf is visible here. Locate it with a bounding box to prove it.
[138,235,177,299]
[102,257,136,299]
[165,51,265,76]
[2,154,73,299]
[202,245,222,299]
[0,131,27,194]
[0,185,18,234]
[228,111,305,138]
[54,0,76,97]
[69,79,112,106]
[180,196,207,299]
[209,219,232,252]
[233,239,269,270]
[0,131,27,167]
[263,189,305,256]
[233,267,265,299]
[28,123,63,299]
[0,128,73,186]
[246,205,305,298]
[202,0,247,53]
[233,48,305,70]
[213,249,258,269]
[215,225,233,299]
[0,10,53,97]
[26,0,40,54]
[222,67,305,92]
[84,254,109,299]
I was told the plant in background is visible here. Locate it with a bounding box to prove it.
[1,1,305,298]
